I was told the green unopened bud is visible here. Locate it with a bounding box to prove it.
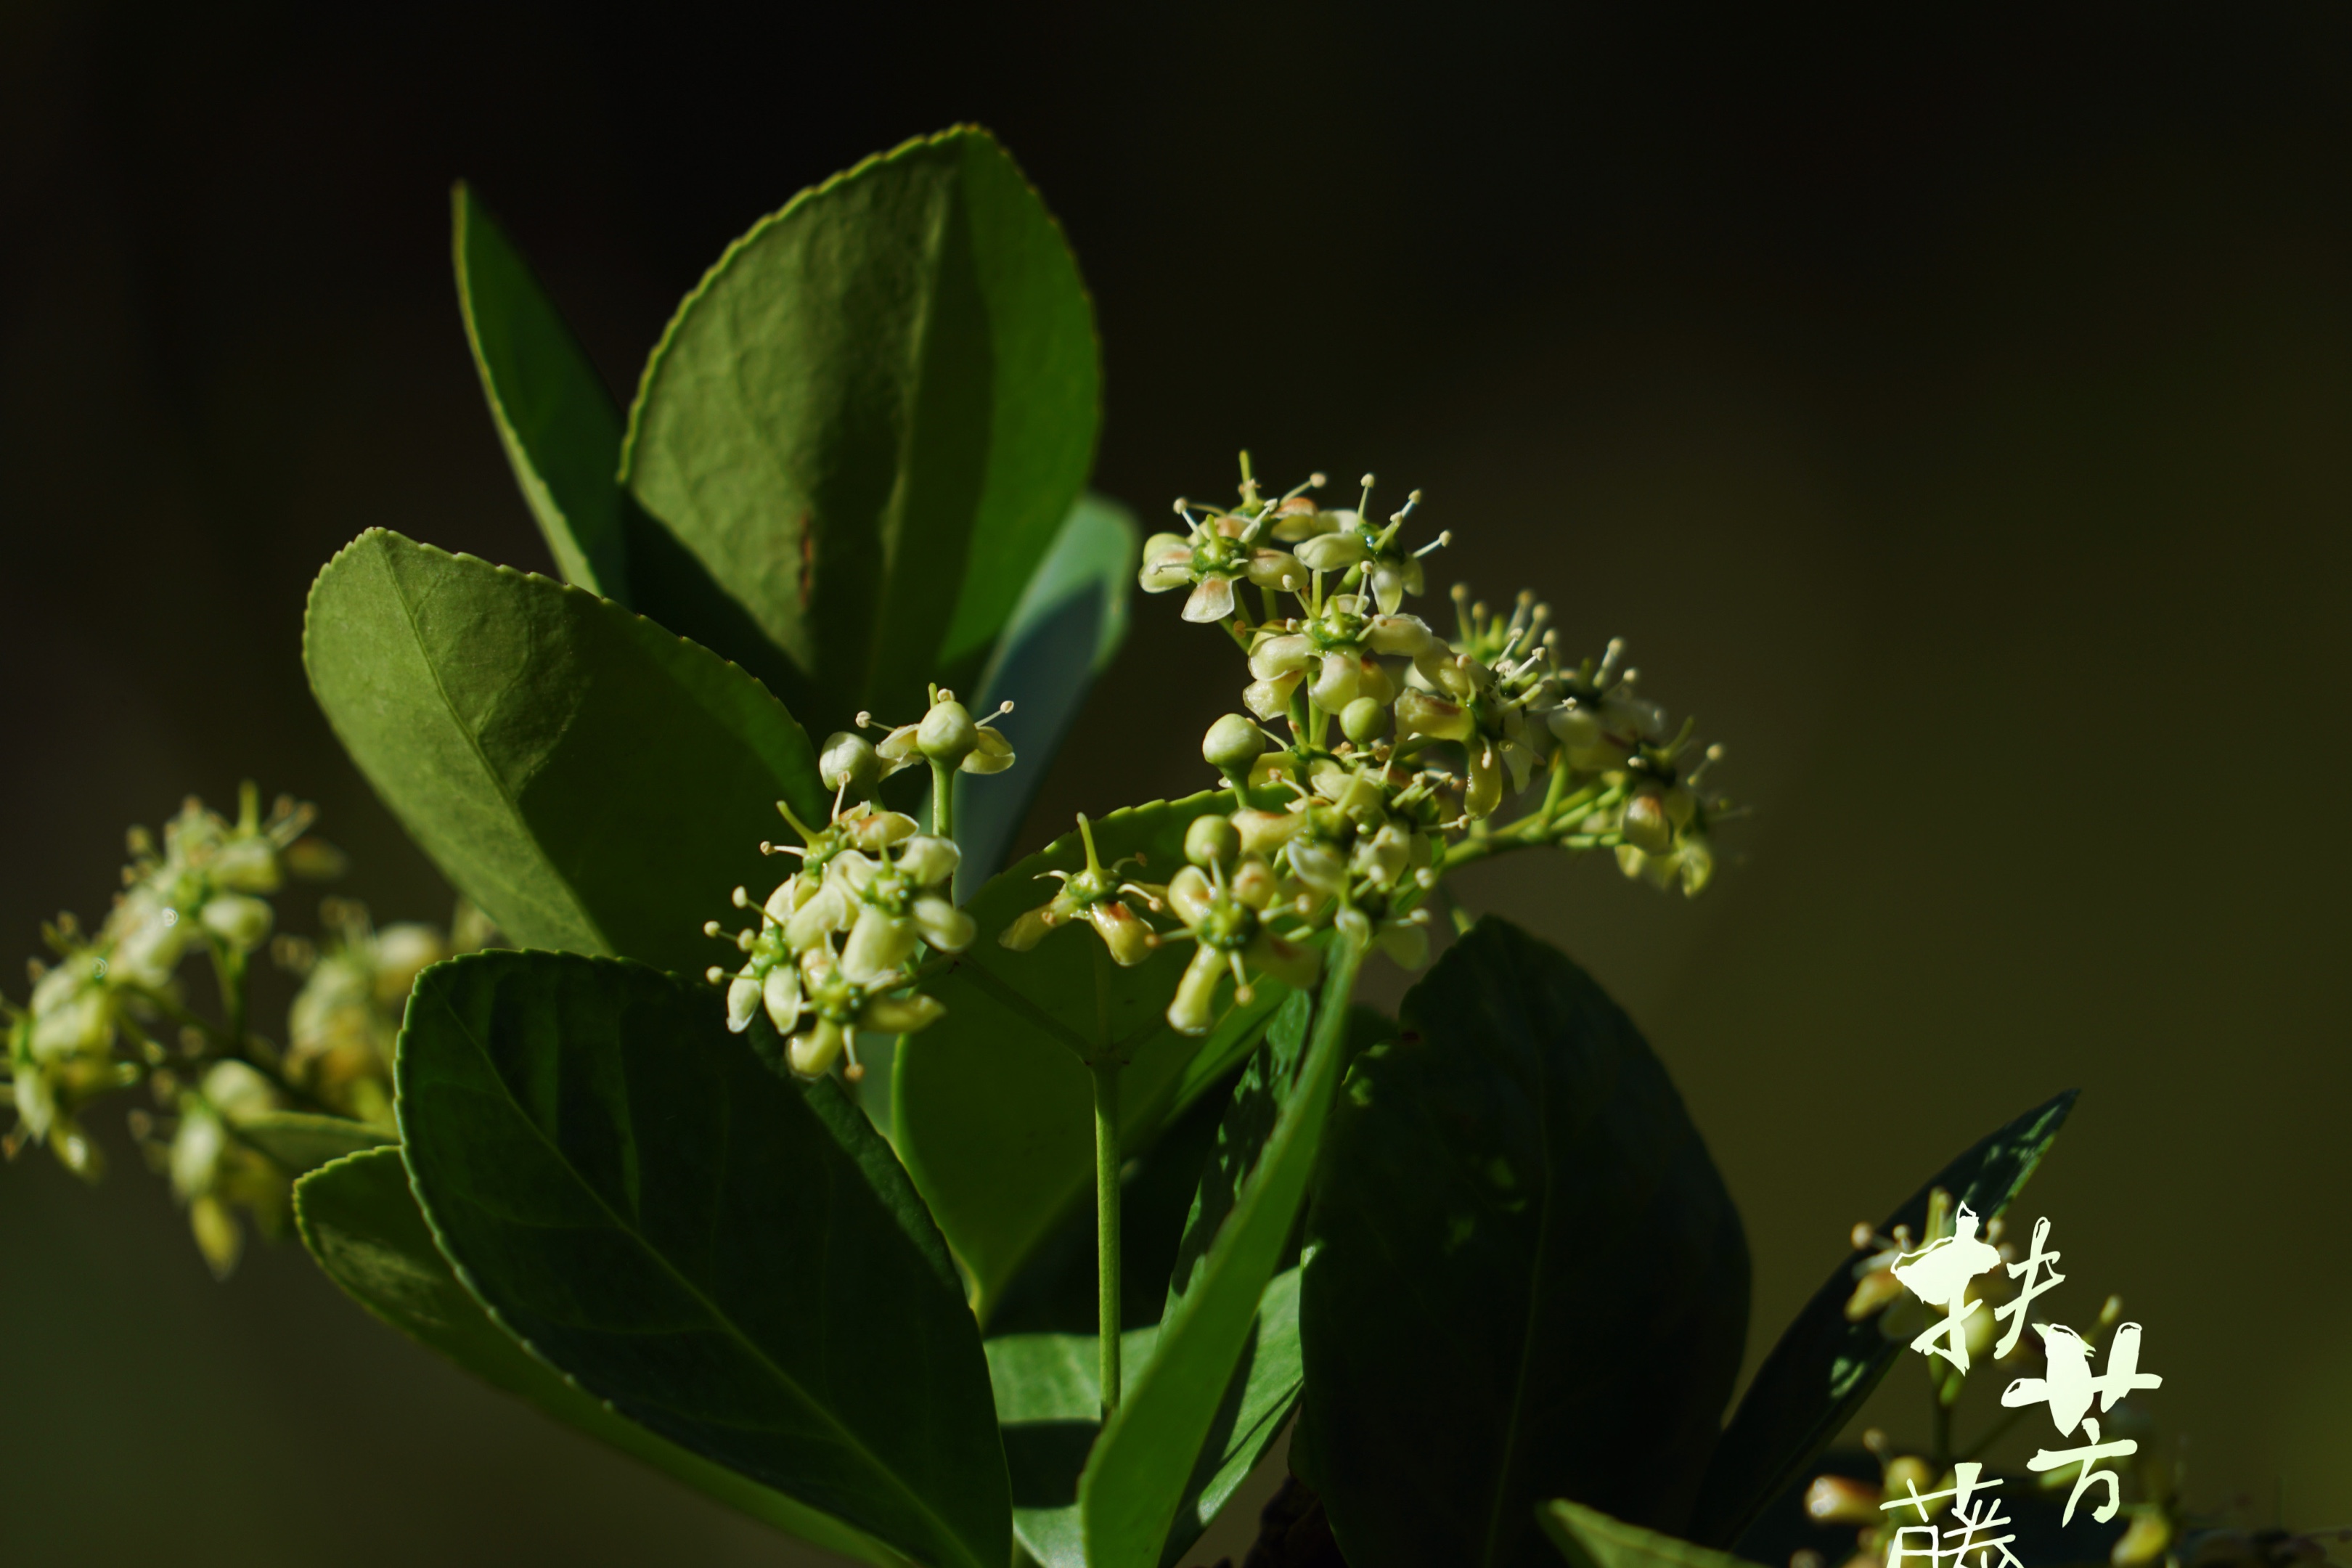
[819,732,882,797]
[1622,790,1673,854]
[841,905,918,986]
[1167,944,1227,1036]
[1085,901,1159,967]
[787,1018,847,1077]
[200,893,274,953]
[1395,690,1474,744]
[726,975,761,1033]
[895,835,960,889]
[910,894,976,953]
[918,698,979,769]
[761,965,802,1034]
[1340,695,1389,745]
[1233,808,1302,859]
[1202,714,1267,778]
[1185,814,1241,868]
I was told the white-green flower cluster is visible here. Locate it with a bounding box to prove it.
[1024,458,1736,1038]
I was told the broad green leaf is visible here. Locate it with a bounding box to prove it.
[452,183,629,599]
[620,126,1100,736]
[1540,1499,1765,1568]
[1298,919,1749,1568]
[1078,951,1366,1568]
[955,492,1141,892]
[396,951,1010,1568]
[235,1111,394,1174]
[1683,1090,2078,1548]
[295,1148,910,1567]
[892,793,1287,1323]
[305,530,828,975]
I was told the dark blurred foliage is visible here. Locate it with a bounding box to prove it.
[4,3,2348,1564]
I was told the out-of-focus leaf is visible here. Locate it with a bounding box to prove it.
[1299,918,1749,1568]
[1685,1090,2078,1548]
[1541,1499,1765,1568]
[235,1112,394,1174]
[295,1148,911,1567]
[619,126,1099,738]
[304,530,828,974]
[452,184,629,599]
[397,951,1009,1568]
[892,793,1286,1323]
[954,491,1140,893]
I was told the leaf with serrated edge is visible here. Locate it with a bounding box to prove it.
[1299,920,1749,1568]
[1684,1090,2078,1548]
[234,1112,394,1175]
[893,793,1288,1324]
[296,1148,910,1567]
[1540,1498,1768,1568]
[396,950,1010,1568]
[620,126,1099,734]
[452,183,629,599]
[304,529,828,974]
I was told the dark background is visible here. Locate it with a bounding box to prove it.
[4,4,2348,1563]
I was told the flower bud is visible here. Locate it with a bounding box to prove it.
[844,808,919,852]
[1248,633,1314,682]
[1185,814,1242,868]
[895,835,960,889]
[1085,901,1158,967]
[373,923,449,1008]
[1167,944,1228,1036]
[1202,714,1267,780]
[1622,791,1673,855]
[212,836,284,894]
[997,906,1062,951]
[1804,1476,1882,1527]
[1340,695,1389,745]
[1244,550,1304,591]
[917,699,979,770]
[1365,614,1440,660]
[1295,532,1370,571]
[911,895,976,953]
[841,906,918,985]
[819,732,881,796]
[761,965,803,1033]
[1233,808,1303,858]
[726,975,761,1033]
[788,1018,847,1077]
[1167,865,1216,927]
[201,893,275,953]
[861,993,947,1034]
[1395,690,1475,744]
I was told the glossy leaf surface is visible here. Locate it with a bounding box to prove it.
[955,492,1140,892]
[305,531,828,974]
[1685,1090,2078,1548]
[452,184,629,599]
[397,951,1009,1568]
[1299,918,1749,1568]
[1080,965,1364,1568]
[620,126,1099,735]
[1541,1499,1765,1568]
[296,1148,910,1567]
[893,793,1287,1323]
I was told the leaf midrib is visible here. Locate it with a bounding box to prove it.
[380,539,610,954]
[428,984,989,1568]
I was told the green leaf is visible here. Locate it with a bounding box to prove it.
[892,793,1288,1323]
[234,1112,395,1175]
[619,126,1100,735]
[295,1148,912,1567]
[304,529,828,974]
[1297,918,1749,1568]
[1684,1090,2078,1548]
[452,184,629,600]
[1540,1499,1768,1568]
[396,950,1010,1568]
[955,492,1140,892]
[1079,946,1368,1568]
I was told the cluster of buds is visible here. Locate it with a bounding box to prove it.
[1,787,338,1176]
[271,897,491,1128]
[705,687,1003,1082]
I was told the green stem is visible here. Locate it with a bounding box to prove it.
[930,760,955,841]
[1093,1056,1123,1418]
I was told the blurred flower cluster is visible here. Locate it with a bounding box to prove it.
[0,785,484,1275]
[1010,458,1739,1036]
